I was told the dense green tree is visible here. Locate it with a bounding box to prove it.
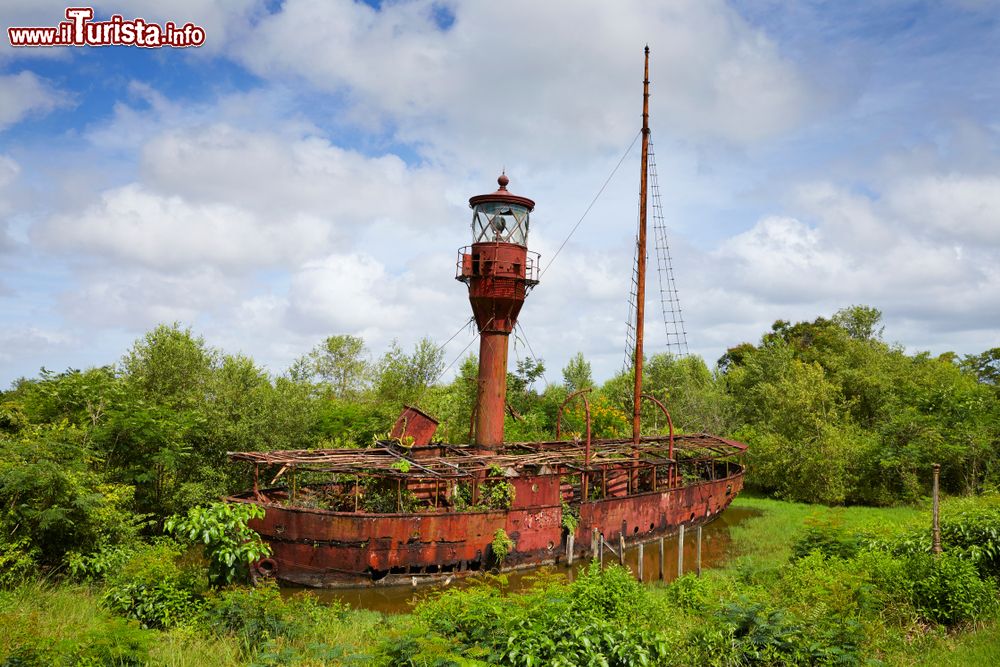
[832,305,885,342]
[721,306,1000,504]
[562,353,593,394]
[504,357,554,441]
[423,354,478,444]
[644,354,734,435]
[290,334,369,398]
[121,324,216,410]
[374,338,445,407]
[507,357,546,415]
[963,347,1000,388]
[0,424,145,565]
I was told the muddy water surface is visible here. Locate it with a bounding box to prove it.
[288,505,762,614]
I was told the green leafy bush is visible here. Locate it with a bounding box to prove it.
[863,548,999,627]
[503,612,670,667]
[201,583,313,654]
[2,617,154,667]
[103,579,204,630]
[790,521,861,561]
[570,562,644,622]
[661,573,712,612]
[939,504,1000,578]
[399,563,674,667]
[904,553,998,626]
[416,583,510,649]
[75,620,153,666]
[360,480,418,513]
[0,538,38,590]
[0,427,146,566]
[164,502,270,587]
[560,500,579,533]
[482,467,515,510]
[67,544,138,582]
[491,529,515,566]
[715,600,806,665]
[100,542,205,630]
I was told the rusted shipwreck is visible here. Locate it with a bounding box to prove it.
[229,47,746,587]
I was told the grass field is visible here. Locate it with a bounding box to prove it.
[725,494,1000,666]
[727,493,928,566]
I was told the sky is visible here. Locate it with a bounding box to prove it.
[0,0,998,388]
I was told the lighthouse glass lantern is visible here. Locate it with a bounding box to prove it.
[472,201,530,245]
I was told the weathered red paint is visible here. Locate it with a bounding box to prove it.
[475,331,508,448]
[459,176,539,447]
[574,472,743,551]
[390,405,439,447]
[467,172,535,210]
[465,243,531,333]
[230,462,743,587]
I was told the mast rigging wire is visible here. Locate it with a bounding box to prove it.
[540,130,642,278]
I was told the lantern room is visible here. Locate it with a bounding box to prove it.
[468,173,535,246]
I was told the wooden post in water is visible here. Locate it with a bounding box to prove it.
[619,534,626,566]
[638,542,644,581]
[696,525,703,577]
[592,528,599,560]
[567,533,575,566]
[658,537,665,580]
[932,463,942,556]
[677,524,685,577]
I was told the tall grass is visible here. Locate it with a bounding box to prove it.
[1,581,237,666]
[1,579,385,666]
[915,621,1000,666]
[728,494,927,567]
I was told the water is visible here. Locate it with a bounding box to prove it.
[287,505,762,614]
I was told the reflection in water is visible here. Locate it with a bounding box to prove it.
[285,506,762,614]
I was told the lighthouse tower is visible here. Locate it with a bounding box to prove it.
[456,174,540,448]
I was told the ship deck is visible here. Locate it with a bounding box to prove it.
[228,434,746,587]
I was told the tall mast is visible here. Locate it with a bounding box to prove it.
[632,46,650,446]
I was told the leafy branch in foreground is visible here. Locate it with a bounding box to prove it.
[164,502,270,587]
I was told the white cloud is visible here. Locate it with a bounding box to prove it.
[0,71,64,131]
[60,264,240,329]
[886,174,1000,246]
[0,155,21,254]
[704,177,1000,355]
[39,183,333,270]
[235,0,817,165]
[39,118,457,271]
[0,326,76,367]
[138,125,452,226]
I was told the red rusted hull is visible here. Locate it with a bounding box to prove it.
[229,466,744,588]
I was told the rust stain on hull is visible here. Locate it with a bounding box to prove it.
[230,463,744,588]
